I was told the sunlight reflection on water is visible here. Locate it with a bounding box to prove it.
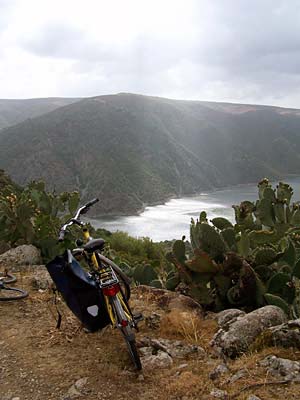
[88,177,300,242]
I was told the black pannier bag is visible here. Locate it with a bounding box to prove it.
[46,250,110,332]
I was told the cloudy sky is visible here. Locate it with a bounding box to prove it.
[1,0,300,107]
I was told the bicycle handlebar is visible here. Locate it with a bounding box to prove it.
[58,198,99,241]
[85,198,99,208]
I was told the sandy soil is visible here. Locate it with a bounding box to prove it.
[1,271,300,400]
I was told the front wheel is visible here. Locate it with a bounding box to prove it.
[0,283,28,301]
[0,272,17,284]
[111,296,142,370]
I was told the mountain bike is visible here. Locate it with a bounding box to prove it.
[48,199,142,370]
[0,271,28,301]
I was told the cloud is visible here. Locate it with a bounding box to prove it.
[1,0,300,107]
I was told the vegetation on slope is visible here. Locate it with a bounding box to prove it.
[2,94,300,214]
[0,97,79,130]
[168,179,300,317]
[0,172,165,269]
[3,170,300,318]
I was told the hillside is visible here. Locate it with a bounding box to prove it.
[2,268,300,400]
[0,97,80,130]
[1,93,300,214]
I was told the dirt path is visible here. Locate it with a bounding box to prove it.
[1,272,300,400]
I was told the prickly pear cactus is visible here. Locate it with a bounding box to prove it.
[132,263,158,285]
[167,178,300,315]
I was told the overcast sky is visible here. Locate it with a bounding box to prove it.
[1,0,300,107]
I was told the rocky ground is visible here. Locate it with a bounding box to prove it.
[2,246,300,399]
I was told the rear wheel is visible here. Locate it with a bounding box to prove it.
[111,296,142,370]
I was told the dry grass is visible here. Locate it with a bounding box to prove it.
[159,308,218,349]
[165,370,210,399]
[4,274,300,400]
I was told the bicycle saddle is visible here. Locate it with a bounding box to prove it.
[83,238,105,252]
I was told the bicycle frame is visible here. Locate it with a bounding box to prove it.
[57,198,142,369]
[78,226,133,328]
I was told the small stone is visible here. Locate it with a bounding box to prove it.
[145,312,162,329]
[74,377,88,390]
[137,374,145,381]
[260,355,300,381]
[263,319,300,349]
[210,388,228,399]
[141,350,173,369]
[62,378,88,399]
[209,364,229,380]
[227,369,247,383]
[247,395,262,400]
[65,385,81,399]
[149,337,204,359]
[177,363,188,370]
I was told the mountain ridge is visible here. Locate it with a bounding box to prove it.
[1,93,300,215]
[0,97,80,130]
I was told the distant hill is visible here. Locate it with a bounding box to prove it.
[1,93,300,215]
[0,97,80,130]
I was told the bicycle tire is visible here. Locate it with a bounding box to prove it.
[111,296,142,370]
[0,286,28,301]
[0,272,17,284]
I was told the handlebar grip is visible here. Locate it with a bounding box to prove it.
[58,230,65,242]
[85,198,99,208]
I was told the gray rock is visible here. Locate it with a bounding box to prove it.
[145,312,162,330]
[149,338,203,359]
[64,385,81,399]
[247,396,262,400]
[141,350,173,369]
[177,363,188,370]
[216,309,246,329]
[74,377,88,391]
[227,368,247,383]
[210,388,228,399]
[260,355,300,381]
[209,364,229,380]
[31,268,52,290]
[62,378,88,399]
[0,245,41,269]
[265,319,300,349]
[211,306,287,358]
[139,346,154,357]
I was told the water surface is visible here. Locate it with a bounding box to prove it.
[88,177,300,242]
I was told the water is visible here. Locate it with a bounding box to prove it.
[88,177,300,242]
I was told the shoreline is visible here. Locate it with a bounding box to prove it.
[92,174,299,219]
